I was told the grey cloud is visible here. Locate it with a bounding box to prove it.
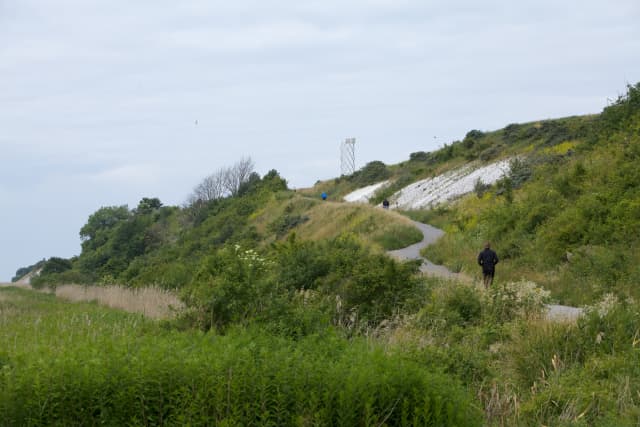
[1,0,639,280]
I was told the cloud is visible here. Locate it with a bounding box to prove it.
[166,21,352,53]
[88,164,161,185]
[0,0,639,281]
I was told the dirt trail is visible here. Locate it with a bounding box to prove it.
[389,220,583,321]
[387,222,467,280]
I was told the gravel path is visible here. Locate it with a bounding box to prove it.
[387,222,462,280]
[388,220,583,321]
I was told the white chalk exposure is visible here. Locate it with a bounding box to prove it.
[392,159,512,209]
[343,180,390,203]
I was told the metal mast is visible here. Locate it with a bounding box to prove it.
[340,137,356,176]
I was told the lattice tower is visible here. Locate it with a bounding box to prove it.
[340,137,356,176]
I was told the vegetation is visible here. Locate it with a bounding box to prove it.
[9,82,640,425]
[0,288,480,426]
[420,82,640,305]
[11,259,45,283]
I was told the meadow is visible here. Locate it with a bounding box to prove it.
[0,286,480,426]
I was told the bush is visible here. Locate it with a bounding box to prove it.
[348,160,391,187]
[409,151,429,161]
[30,267,93,289]
[479,144,502,161]
[508,157,533,188]
[416,283,483,332]
[484,280,551,324]
[268,214,309,237]
[40,257,73,275]
[474,177,491,198]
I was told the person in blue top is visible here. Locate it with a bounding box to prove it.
[321,192,327,201]
[477,242,499,289]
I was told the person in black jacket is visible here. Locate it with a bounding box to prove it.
[477,242,499,289]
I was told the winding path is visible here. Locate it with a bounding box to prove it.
[389,220,583,321]
[387,222,464,280]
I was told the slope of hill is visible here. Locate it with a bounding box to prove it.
[343,158,512,209]
[23,82,640,308]
[332,83,640,306]
[10,82,640,426]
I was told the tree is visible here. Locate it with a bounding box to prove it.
[41,257,73,275]
[350,161,390,186]
[224,157,255,196]
[189,172,226,204]
[135,197,162,215]
[188,157,256,204]
[79,206,130,251]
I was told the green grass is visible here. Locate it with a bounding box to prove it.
[0,287,480,426]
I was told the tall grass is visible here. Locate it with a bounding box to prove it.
[0,288,481,426]
[296,202,422,250]
[54,284,184,319]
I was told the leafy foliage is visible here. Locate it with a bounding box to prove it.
[423,83,640,304]
[11,259,45,283]
[183,235,421,333]
[15,82,640,427]
[345,160,391,187]
[0,288,481,426]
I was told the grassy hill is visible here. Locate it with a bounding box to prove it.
[8,82,640,426]
[309,83,640,306]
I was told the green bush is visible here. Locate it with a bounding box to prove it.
[484,280,551,324]
[347,160,391,187]
[30,270,92,289]
[268,213,309,237]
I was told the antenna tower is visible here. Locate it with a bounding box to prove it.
[340,137,356,175]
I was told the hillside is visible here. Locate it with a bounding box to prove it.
[17,82,640,308]
[8,82,640,426]
[313,83,640,306]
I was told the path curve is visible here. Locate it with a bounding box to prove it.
[388,220,583,321]
[387,221,463,280]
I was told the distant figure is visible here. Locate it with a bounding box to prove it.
[321,192,327,201]
[382,199,390,209]
[477,242,499,289]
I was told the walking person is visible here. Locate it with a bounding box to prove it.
[477,242,498,289]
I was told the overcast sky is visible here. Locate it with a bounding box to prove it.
[1,0,639,281]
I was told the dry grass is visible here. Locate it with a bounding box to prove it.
[250,193,315,237]
[54,284,185,320]
[0,282,31,290]
[296,201,416,246]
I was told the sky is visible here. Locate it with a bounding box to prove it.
[1,0,639,281]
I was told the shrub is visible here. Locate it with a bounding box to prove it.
[415,283,483,332]
[268,214,309,237]
[508,157,533,188]
[479,144,502,161]
[474,177,491,198]
[484,280,551,324]
[409,151,429,161]
[40,257,73,275]
[348,160,391,187]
